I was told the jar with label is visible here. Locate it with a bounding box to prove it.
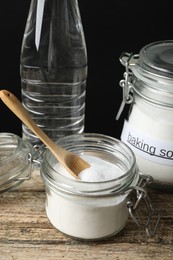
[38,133,160,241]
[116,40,173,191]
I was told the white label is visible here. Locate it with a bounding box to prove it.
[121,120,173,166]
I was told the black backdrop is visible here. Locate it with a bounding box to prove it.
[0,1,173,140]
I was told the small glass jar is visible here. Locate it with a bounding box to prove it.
[40,133,159,241]
[0,132,32,193]
[116,40,173,191]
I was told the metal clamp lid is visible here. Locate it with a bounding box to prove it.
[116,42,173,120]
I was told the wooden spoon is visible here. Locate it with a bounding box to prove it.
[0,90,90,179]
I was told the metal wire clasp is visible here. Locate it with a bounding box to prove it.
[28,144,47,166]
[116,52,138,120]
[127,173,160,237]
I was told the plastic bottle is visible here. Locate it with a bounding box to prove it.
[20,0,88,145]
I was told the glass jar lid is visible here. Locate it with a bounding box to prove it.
[139,40,173,78]
[116,42,173,120]
[125,41,173,107]
[0,133,32,193]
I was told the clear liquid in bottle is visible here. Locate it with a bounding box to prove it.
[20,0,88,145]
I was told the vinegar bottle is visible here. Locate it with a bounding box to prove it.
[20,0,88,145]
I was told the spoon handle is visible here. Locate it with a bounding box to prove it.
[0,90,65,155]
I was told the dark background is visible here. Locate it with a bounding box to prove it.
[0,1,172,140]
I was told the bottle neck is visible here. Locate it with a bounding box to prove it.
[21,0,87,69]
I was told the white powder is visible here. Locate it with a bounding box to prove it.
[79,155,124,182]
[53,155,124,182]
[121,98,173,185]
[45,155,129,240]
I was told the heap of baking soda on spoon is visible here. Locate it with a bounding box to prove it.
[57,155,124,182]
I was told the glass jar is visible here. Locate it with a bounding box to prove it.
[116,40,173,191]
[40,133,160,241]
[0,132,32,193]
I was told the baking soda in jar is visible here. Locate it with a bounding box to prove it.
[116,41,173,191]
[40,133,159,240]
[46,156,128,240]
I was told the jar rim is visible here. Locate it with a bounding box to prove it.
[41,133,139,196]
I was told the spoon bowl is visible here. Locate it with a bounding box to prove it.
[0,90,90,178]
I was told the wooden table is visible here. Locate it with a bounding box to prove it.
[0,169,173,260]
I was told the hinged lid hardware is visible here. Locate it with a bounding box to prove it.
[127,173,160,237]
[28,144,46,166]
[116,52,138,120]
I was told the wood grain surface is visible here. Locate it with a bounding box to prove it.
[0,169,173,260]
